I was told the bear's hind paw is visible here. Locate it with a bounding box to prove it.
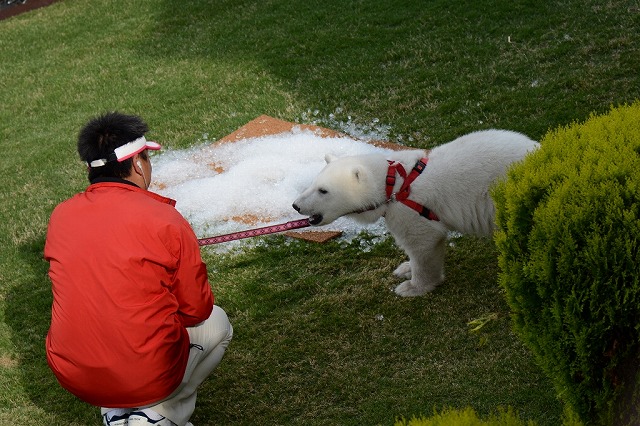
[394,280,435,297]
[393,261,412,279]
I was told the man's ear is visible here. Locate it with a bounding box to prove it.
[131,155,143,176]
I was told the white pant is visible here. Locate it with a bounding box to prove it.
[101,305,233,425]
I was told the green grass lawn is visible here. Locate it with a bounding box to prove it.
[1,0,639,424]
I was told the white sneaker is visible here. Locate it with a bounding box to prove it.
[102,410,131,426]
[128,410,174,426]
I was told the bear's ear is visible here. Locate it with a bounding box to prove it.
[325,153,337,163]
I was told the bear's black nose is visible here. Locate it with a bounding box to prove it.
[292,203,300,212]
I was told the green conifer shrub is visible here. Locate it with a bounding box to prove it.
[394,406,535,426]
[492,102,640,425]
[393,406,583,426]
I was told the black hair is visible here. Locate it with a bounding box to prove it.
[77,112,149,181]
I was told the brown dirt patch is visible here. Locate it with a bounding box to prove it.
[0,354,18,368]
[214,115,411,243]
[0,0,60,21]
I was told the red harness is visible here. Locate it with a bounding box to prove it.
[386,158,439,221]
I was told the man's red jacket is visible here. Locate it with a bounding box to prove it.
[44,181,214,408]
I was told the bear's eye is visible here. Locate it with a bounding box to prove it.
[318,188,328,195]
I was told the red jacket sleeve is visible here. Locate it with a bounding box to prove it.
[169,218,214,327]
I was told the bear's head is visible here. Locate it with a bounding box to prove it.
[292,153,386,226]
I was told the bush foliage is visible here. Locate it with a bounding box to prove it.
[492,102,640,424]
[394,406,585,426]
[394,407,536,426]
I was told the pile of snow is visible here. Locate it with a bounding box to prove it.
[150,126,396,251]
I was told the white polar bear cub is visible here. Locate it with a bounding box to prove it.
[292,129,539,297]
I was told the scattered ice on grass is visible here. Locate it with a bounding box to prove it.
[447,231,464,248]
[297,107,394,144]
[150,127,396,252]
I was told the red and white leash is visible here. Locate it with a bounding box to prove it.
[197,218,311,246]
[197,157,437,246]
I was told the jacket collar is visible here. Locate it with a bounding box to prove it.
[90,176,140,187]
[86,178,176,206]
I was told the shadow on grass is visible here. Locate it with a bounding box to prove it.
[190,236,563,425]
[134,0,538,141]
[4,232,563,425]
[5,236,97,424]
[136,0,640,141]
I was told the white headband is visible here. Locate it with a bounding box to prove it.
[88,136,161,168]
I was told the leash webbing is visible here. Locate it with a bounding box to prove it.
[197,218,311,246]
[199,156,437,247]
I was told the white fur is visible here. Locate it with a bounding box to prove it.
[293,129,539,297]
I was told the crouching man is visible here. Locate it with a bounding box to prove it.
[44,112,233,426]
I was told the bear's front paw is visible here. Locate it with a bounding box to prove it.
[394,280,435,297]
[393,261,411,279]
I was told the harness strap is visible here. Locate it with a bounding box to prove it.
[400,198,440,221]
[386,158,439,221]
